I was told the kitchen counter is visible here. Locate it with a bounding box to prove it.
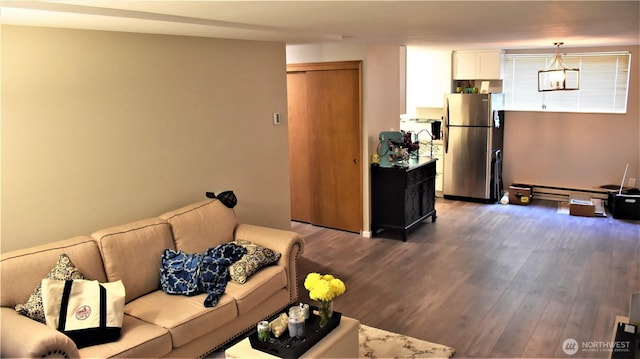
[372,156,437,171]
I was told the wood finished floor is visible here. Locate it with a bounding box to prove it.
[293,199,640,358]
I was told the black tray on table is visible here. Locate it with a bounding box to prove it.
[248,307,342,358]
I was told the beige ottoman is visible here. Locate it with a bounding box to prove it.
[225,316,360,358]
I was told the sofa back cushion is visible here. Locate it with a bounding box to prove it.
[0,236,107,308]
[91,218,175,303]
[160,199,238,254]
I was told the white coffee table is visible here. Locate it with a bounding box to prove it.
[225,316,360,358]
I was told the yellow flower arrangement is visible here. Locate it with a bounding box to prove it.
[304,273,346,327]
[304,273,346,302]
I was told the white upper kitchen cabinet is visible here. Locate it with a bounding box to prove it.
[406,47,452,113]
[453,50,504,80]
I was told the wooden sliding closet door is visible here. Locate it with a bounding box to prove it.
[288,71,313,224]
[287,61,362,233]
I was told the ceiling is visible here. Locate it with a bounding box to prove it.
[1,1,639,50]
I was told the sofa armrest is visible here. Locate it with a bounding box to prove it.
[234,224,305,302]
[1,307,80,358]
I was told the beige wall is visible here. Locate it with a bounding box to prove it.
[286,43,405,236]
[503,46,640,190]
[363,44,406,236]
[1,25,291,253]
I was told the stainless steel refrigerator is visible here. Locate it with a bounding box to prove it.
[443,93,505,203]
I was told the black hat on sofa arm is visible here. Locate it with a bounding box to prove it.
[205,191,237,208]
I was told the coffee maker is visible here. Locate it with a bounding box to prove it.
[376,131,419,167]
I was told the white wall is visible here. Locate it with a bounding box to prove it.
[363,44,406,235]
[1,25,291,252]
[286,43,368,64]
[286,42,405,235]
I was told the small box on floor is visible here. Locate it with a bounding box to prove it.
[509,184,533,205]
[569,197,595,217]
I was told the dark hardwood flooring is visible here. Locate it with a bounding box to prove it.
[293,199,639,358]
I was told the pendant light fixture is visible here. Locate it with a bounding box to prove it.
[538,42,580,92]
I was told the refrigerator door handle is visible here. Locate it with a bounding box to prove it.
[444,97,450,154]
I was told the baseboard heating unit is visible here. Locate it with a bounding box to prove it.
[517,184,610,202]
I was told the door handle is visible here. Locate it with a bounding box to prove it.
[444,97,450,154]
[353,158,359,164]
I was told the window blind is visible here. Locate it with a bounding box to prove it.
[503,52,631,114]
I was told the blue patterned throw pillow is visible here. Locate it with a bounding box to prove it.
[160,249,203,296]
[160,243,246,307]
[200,243,246,307]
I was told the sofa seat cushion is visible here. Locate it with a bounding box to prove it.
[78,314,172,358]
[225,265,287,315]
[124,290,238,348]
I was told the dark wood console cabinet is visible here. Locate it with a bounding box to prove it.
[371,158,437,241]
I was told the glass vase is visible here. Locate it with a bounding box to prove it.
[318,300,333,328]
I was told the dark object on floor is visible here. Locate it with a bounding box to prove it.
[611,322,637,359]
[608,189,640,220]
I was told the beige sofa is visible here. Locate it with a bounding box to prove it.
[0,199,304,358]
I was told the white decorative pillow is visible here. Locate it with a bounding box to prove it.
[15,254,86,323]
[229,240,281,284]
